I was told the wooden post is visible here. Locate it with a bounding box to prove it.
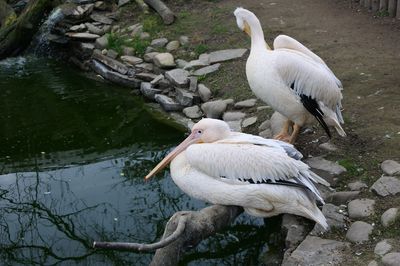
[365,0,372,9]
[380,0,389,11]
[372,0,380,11]
[388,0,397,16]
[359,0,365,7]
[397,0,400,18]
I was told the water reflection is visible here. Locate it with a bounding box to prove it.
[0,57,282,265]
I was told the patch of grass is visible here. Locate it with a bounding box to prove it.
[106,33,150,57]
[142,15,164,35]
[127,36,150,57]
[107,32,126,55]
[338,159,365,176]
[376,10,389,17]
[194,44,209,56]
[211,24,229,34]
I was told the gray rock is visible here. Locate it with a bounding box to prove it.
[326,191,360,205]
[348,198,375,219]
[382,252,400,266]
[118,0,130,7]
[128,23,143,36]
[311,204,347,234]
[223,112,246,121]
[381,160,400,175]
[282,236,350,266]
[188,77,198,92]
[348,181,368,191]
[345,221,373,243]
[120,55,143,65]
[90,13,113,24]
[69,24,86,32]
[153,53,176,68]
[374,239,393,256]
[166,40,180,51]
[201,100,228,119]
[92,50,128,74]
[234,98,257,108]
[85,22,104,35]
[122,46,134,56]
[242,116,257,128]
[258,119,271,131]
[368,261,378,266]
[154,94,182,112]
[179,35,189,46]
[140,82,162,100]
[270,111,287,136]
[143,52,160,63]
[91,60,140,89]
[107,49,118,59]
[370,176,400,197]
[381,208,399,227]
[150,74,164,86]
[183,59,209,70]
[140,32,150,39]
[94,1,107,11]
[182,106,203,119]
[319,142,338,152]
[226,120,242,132]
[198,84,211,102]
[257,105,271,111]
[95,35,108,49]
[71,3,94,19]
[207,49,247,64]
[66,32,100,40]
[281,214,310,249]
[192,63,221,76]
[175,88,193,107]
[222,98,235,107]
[151,38,168,48]
[259,129,272,139]
[305,157,347,176]
[165,69,189,88]
[135,72,158,82]
[135,63,153,72]
[176,59,188,69]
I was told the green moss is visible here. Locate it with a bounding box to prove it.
[194,44,209,56]
[106,33,149,57]
[338,159,365,176]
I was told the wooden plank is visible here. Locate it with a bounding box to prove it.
[388,0,397,16]
[372,0,380,11]
[379,0,389,11]
[397,0,400,18]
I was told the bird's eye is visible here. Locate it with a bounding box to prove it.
[197,130,202,134]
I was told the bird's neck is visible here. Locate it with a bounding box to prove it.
[249,19,269,52]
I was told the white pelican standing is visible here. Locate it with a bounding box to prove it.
[233,8,346,143]
[146,118,329,229]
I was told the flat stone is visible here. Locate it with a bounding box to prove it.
[259,129,272,139]
[118,0,130,7]
[166,40,180,51]
[311,204,347,234]
[151,38,168,48]
[183,59,209,70]
[66,32,100,40]
[120,55,143,65]
[226,120,242,132]
[107,49,118,59]
[281,214,310,249]
[258,119,271,131]
[182,105,203,119]
[207,48,247,64]
[175,88,193,107]
[128,23,143,36]
[198,53,210,64]
[153,53,176,68]
[223,98,235,106]
[257,105,272,111]
[188,77,198,92]
[382,252,400,266]
[95,35,108,49]
[90,13,113,24]
[270,111,287,136]
[198,84,211,102]
[201,100,228,119]
[94,1,106,10]
[326,191,360,205]
[122,46,134,56]
[140,82,162,100]
[348,181,368,191]
[368,261,378,266]
[176,59,188,69]
[179,35,189,46]
[71,3,94,19]
[154,94,182,112]
[381,160,400,175]
[370,176,400,197]
[85,23,104,35]
[305,157,347,176]
[319,142,338,152]
[165,69,189,88]
[348,198,375,219]
[282,236,350,266]
[70,24,86,32]
[135,63,153,72]
[346,221,373,243]
[374,239,393,256]
[92,50,128,74]
[192,63,221,76]
[140,32,150,40]
[381,208,399,227]
[135,72,158,82]
[234,98,257,108]
[150,74,164,85]
[242,116,257,128]
[91,60,140,89]
[223,111,246,121]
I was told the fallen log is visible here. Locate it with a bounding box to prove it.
[144,0,175,25]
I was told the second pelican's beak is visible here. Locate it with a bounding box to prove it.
[145,132,200,180]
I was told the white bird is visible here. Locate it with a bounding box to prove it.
[233,8,346,144]
[145,118,329,229]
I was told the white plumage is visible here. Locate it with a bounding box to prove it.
[234,8,346,143]
[146,118,329,229]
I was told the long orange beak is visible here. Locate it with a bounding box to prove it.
[145,132,200,180]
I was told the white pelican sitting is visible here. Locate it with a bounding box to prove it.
[146,118,329,229]
[233,8,346,143]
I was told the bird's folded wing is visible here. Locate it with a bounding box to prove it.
[274,49,342,109]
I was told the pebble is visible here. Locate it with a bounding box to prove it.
[183,59,209,70]
[348,181,368,191]
[226,120,242,132]
[347,198,375,219]
[345,221,373,243]
[310,203,347,234]
[305,157,347,176]
[206,49,248,64]
[368,261,378,266]
[281,214,310,248]
[151,38,168,48]
[85,22,104,35]
[120,55,143,65]
[135,63,153,72]
[222,111,246,121]
[165,69,189,88]
[90,13,113,25]
[326,191,360,205]
[179,35,189,46]
[381,253,400,266]
[370,176,400,197]
[242,116,257,128]
[153,53,176,68]
[381,208,399,227]
[135,72,158,82]
[66,32,100,40]
[319,142,338,152]
[70,24,86,32]
[166,40,180,51]
[234,98,257,108]
[201,100,228,119]
[175,88,193,107]
[140,82,161,100]
[198,84,212,102]
[154,94,182,112]
[122,46,135,56]
[374,239,392,256]
[381,160,400,175]
[182,105,203,119]
[192,63,221,76]
[258,119,271,131]
[106,49,118,59]
[188,77,198,93]
[175,59,188,69]
[143,52,160,63]
[259,129,272,138]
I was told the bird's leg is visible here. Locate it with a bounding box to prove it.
[288,124,301,144]
[274,120,293,142]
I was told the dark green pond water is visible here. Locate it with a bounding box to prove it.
[0,56,281,265]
